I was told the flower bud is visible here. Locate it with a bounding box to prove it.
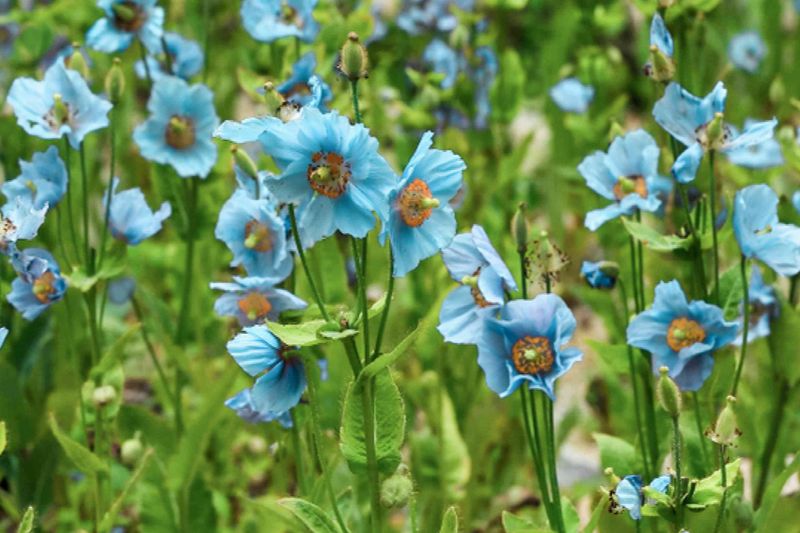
[769,77,785,106]
[67,44,90,79]
[604,466,620,486]
[380,465,414,508]
[512,203,529,254]
[262,81,284,115]
[92,384,117,408]
[657,366,682,418]
[120,434,143,466]
[231,146,259,181]
[105,58,125,104]
[705,395,741,447]
[338,32,369,81]
[645,44,675,83]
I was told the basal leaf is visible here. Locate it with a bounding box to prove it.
[278,498,342,533]
[49,414,107,474]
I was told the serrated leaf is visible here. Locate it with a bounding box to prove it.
[593,433,639,475]
[99,448,154,531]
[340,369,405,475]
[16,506,34,533]
[278,498,342,533]
[49,414,107,474]
[359,321,423,381]
[439,506,459,533]
[621,219,692,252]
[767,298,800,386]
[688,459,740,509]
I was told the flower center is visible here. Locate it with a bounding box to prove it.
[112,1,147,32]
[613,175,648,201]
[280,2,303,27]
[461,269,491,308]
[32,271,57,304]
[512,336,554,375]
[45,93,71,131]
[306,151,351,199]
[237,292,272,322]
[397,178,439,227]
[666,317,706,351]
[244,220,273,252]
[165,116,196,149]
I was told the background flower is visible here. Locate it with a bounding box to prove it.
[2,146,67,209]
[104,178,171,245]
[86,0,165,53]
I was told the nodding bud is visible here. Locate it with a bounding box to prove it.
[380,465,414,508]
[339,32,369,81]
[657,366,682,418]
[92,384,117,408]
[262,81,284,115]
[105,58,125,104]
[645,44,675,83]
[67,44,90,79]
[706,395,741,447]
[512,203,529,254]
[231,146,259,181]
[120,433,144,466]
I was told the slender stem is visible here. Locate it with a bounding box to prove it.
[63,139,81,262]
[342,337,363,376]
[691,392,710,471]
[79,142,92,270]
[754,380,789,508]
[371,249,394,359]
[138,39,153,87]
[132,297,178,410]
[634,211,646,309]
[97,108,116,271]
[176,178,199,343]
[672,415,684,528]
[161,36,174,75]
[640,359,660,475]
[519,251,528,299]
[677,182,707,300]
[520,388,553,523]
[352,238,371,363]
[713,446,728,533]
[708,151,720,305]
[731,256,749,396]
[288,205,330,322]
[350,80,362,123]
[628,235,642,314]
[543,395,565,533]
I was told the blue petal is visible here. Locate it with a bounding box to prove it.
[672,142,705,184]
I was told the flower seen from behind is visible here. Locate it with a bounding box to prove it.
[2,146,68,209]
[728,31,766,73]
[104,178,171,245]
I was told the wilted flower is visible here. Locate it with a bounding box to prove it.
[612,475,671,520]
[210,276,306,326]
[627,280,738,391]
[0,198,48,255]
[380,131,466,277]
[733,266,778,346]
[135,31,203,81]
[728,31,766,73]
[2,146,68,209]
[277,52,332,109]
[104,178,171,245]
[549,78,594,113]
[8,248,67,320]
[86,0,165,53]
[240,0,319,43]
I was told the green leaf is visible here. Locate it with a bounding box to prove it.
[267,319,328,346]
[340,369,405,475]
[689,459,741,509]
[586,340,629,375]
[621,219,692,253]
[90,324,141,379]
[16,506,34,533]
[718,265,744,321]
[49,413,107,474]
[767,298,800,386]
[439,506,459,533]
[593,433,639,475]
[502,511,541,532]
[0,421,6,456]
[437,390,471,499]
[99,448,154,531]
[278,498,342,533]
[562,497,580,533]
[753,453,800,530]
[359,321,423,381]
[581,493,608,533]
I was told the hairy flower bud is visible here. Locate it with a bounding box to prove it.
[105,58,125,104]
[120,434,144,466]
[67,44,90,79]
[657,366,682,418]
[338,32,369,81]
[512,203,529,254]
[645,44,675,83]
[262,81,284,115]
[231,146,259,181]
[380,465,414,508]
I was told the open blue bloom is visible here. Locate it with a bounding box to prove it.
[241,0,319,43]
[226,324,306,414]
[133,76,218,178]
[549,78,594,113]
[653,82,777,183]
[215,189,294,280]
[380,131,465,277]
[0,198,48,255]
[210,276,306,326]
[2,146,68,209]
[614,475,671,520]
[438,224,517,344]
[733,184,800,277]
[7,59,112,149]
[135,31,203,81]
[397,0,473,35]
[104,178,171,245]
[725,119,784,169]
[472,46,497,129]
[728,31,766,73]
[476,295,582,400]
[733,265,777,346]
[580,261,617,289]
[86,0,164,53]
[277,52,332,109]
[8,248,67,320]
[225,387,293,427]
[258,107,396,248]
[423,39,462,89]
[578,130,672,231]
[627,280,738,391]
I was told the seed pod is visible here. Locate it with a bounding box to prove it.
[338,32,369,81]
[92,384,117,408]
[705,395,741,447]
[120,435,144,466]
[657,366,682,418]
[68,44,90,79]
[512,203,529,254]
[231,146,259,181]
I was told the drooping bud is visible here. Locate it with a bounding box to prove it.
[231,146,259,181]
[67,44,90,79]
[645,44,675,83]
[338,32,369,81]
[380,465,414,508]
[263,81,284,115]
[705,395,741,447]
[657,366,682,418]
[92,384,117,408]
[512,203,529,254]
[105,58,125,104]
[120,433,144,466]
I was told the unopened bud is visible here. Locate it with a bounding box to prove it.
[120,434,143,466]
[645,44,675,83]
[263,81,284,115]
[769,77,785,106]
[657,366,682,418]
[92,384,117,408]
[706,395,741,447]
[339,32,369,81]
[105,58,125,104]
[380,465,414,508]
[231,146,259,181]
[67,44,90,79]
[512,203,529,254]
[604,467,620,485]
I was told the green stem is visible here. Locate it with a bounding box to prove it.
[672,415,684,528]
[176,178,199,344]
[731,256,749,396]
[691,392,710,472]
[202,0,211,83]
[677,182,707,300]
[753,380,789,508]
[628,235,643,314]
[713,446,728,533]
[342,337,363,376]
[132,297,178,412]
[361,376,381,533]
[634,210,645,309]
[79,142,92,271]
[708,151,720,305]
[520,388,553,524]
[519,251,528,299]
[352,237,371,363]
[350,80,362,123]
[371,249,394,359]
[543,395,565,533]
[63,139,81,263]
[288,205,331,322]
[97,107,116,271]
[790,275,799,307]
[640,358,660,476]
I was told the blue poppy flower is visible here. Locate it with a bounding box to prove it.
[215,189,294,280]
[733,265,777,346]
[104,178,171,245]
[476,294,582,400]
[133,76,218,178]
[627,280,738,391]
[225,387,293,427]
[210,276,306,326]
[614,474,671,520]
[108,277,136,304]
[226,324,306,414]
[135,31,203,81]
[8,248,67,320]
[653,82,777,183]
[258,107,396,248]
[733,184,800,277]
[422,39,463,89]
[380,131,465,277]
[7,59,112,149]
[725,119,784,169]
[86,0,165,54]
[472,46,497,129]
[0,198,48,255]
[728,31,766,74]
[397,0,473,35]
[438,224,517,344]
[549,78,594,114]
[578,129,672,231]
[277,52,332,109]
[2,146,68,210]
[580,261,617,289]
[240,0,319,43]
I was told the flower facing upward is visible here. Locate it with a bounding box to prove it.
[210,276,306,326]
[135,31,203,81]
[86,0,164,53]
[8,248,67,320]
[733,265,778,346]
[733,184,800,277]
[240,0,319,44]
[215,189,294,281]
[549,78,594,113]
[133,76,218,178]
[476,295,582,400]
[578,130,672,231]
[728,31,766,74]
[613,475,671,520]
[104,178,171,245]
[438,224,518,344]
[2,146,68,210]
[380,131,466,277]
[226,325,306,415]
[7,59,112,149]
[258,107,396,248]
[627,280,738,391]
[0,198,48,255]
[653,82,777,183]
[277,52,332,109]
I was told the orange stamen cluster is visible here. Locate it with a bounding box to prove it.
[511,335,554,375]
[238,292,273,322]
[244,220,273,252]
[165,115,196,149]
[613,175,648,200]
[666,317,706,352]
[33,272,57,304]
[307,151,351,198]
[397,178,436,227]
